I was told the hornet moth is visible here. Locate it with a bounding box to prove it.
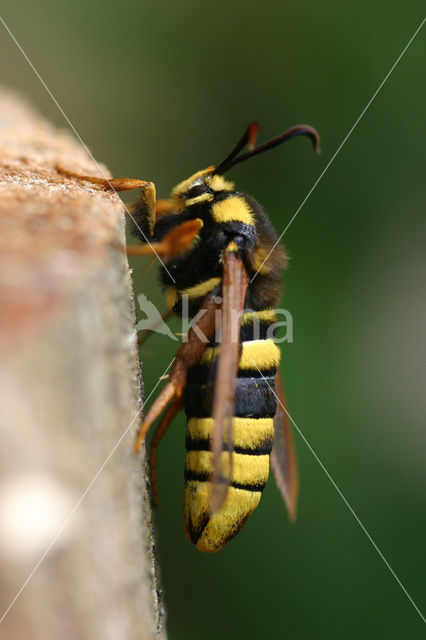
[57,122,320,553]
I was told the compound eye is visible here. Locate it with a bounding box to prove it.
[186,181,209,199]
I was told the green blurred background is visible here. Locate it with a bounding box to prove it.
[1,2,425,638]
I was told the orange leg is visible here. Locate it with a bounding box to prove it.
[56,165,184,253]
[134,294,218,454]
[155,199,174,217]
[56,164,158,235]
[56,165,174,216]
[56,164,152,192]
[149,396,184,507]
[126,218,203,260]
[142,256,157,274]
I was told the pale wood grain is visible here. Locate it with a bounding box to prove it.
[0,86,165,640]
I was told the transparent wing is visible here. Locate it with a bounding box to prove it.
[208,246,249,513]
[270,370,299,521]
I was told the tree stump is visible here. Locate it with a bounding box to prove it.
[0,86,165,640]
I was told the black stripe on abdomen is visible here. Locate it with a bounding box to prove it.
[184,376,277,419]
[184,469,266,493]
[185,435,274,456]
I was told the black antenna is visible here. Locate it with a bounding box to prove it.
[213,123,320,175]
[212,122,259,176]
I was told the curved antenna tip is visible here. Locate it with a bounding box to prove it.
[301,125,321,155]
[312,131,321,154]
[215,122,321,174]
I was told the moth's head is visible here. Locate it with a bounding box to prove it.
[170,122,320,211]
[170,167,234,211]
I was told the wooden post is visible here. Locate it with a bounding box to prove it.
[0,87,165,640]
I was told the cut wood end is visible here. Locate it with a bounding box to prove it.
[0,85,129,346]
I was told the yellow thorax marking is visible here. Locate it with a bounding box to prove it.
[251,247,272,275]
[208,175,234,192]
[182,277,221,299]
[211,196,254,225]
[166,277,221,308]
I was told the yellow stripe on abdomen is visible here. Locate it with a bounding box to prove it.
[187,416,274,450]
[184,416,273,552]
[239,339,280,369]
[200,338,280,370]
[240,309,278,325]
[184,333,279,552]
[184,481,262,553]
[185,450,269,487]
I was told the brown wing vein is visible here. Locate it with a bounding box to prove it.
[270,370,299,521]
[208,246,248,514]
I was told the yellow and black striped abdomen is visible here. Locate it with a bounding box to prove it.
[184,311,280,552]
